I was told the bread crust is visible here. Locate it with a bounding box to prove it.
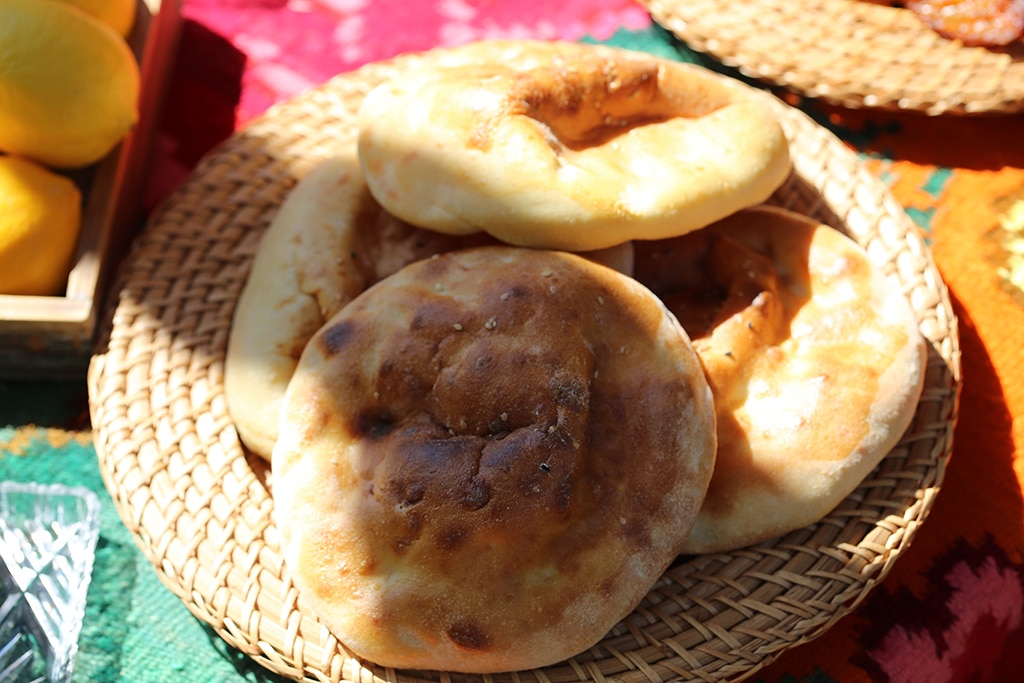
[634,206,928,554]
[272,246,717,672]
[357,39,791,251]
[225,147,642,461]
[224,152,496,460]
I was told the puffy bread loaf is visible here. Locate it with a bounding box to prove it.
[272,246,717,673]
[224,152,495,460]
[633,206,928,554]
[225,149,639,461]
[357,39,791,251]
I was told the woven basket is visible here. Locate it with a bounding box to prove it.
[641,0,1024,115]
[87,47,961,683]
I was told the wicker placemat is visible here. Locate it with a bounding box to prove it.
[87,46,961,683]
[641,0,1024,115]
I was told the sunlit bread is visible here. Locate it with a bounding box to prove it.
[633,206,928,554]
[271,246,718,672]
[357,39,791,252]
[225,151,639,461]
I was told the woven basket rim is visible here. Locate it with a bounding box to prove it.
[641,0,1024,115]
[87,44,961,683]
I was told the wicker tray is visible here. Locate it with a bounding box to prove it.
[641,0,1024,115]
[87,47,961,683]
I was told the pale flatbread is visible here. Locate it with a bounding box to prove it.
[357,39,791,251]
[634,206,928,554]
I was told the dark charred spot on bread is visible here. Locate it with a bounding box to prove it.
[446,619,490,651]
[416,436,477,468]
[409,297,462,332]
[500,284,529,301]
[352,409,395,440]
[374,434,487,513]
[485,416,511,439]
[394,480,426,506]
[479,427,539,474]
[437,524,469,550]
[390,506,425,555]
[461,477,492,510]
[406,509,424,533]
[318,319,358,356]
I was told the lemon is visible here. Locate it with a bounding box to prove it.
[51,0,138,37]
[0,156,83,296]
[0,0,141,169]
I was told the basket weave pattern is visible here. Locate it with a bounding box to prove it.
[87,52,961,683]
[642,0,1024,115]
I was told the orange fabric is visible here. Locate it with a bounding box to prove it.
[757,106,1024,682]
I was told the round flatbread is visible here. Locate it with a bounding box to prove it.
[224,151,496,460]
[225,145,639,461]
[357,39,791,252]
[633,205,928,554]
[272,246,717,672]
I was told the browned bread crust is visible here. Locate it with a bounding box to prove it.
[272,246,717,672]
[224,152,495,460]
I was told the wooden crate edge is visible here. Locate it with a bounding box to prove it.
[0,0,183,379]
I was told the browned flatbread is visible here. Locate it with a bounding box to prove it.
[634,206,928,554]
[225,149,639,461]
[357,39,791,251]
[272,246,717,673]
[224,151,496,460]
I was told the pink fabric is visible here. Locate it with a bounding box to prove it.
[184,0,651,124]
[148,0,650,209]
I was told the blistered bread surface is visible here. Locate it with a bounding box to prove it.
[271,246,717,672]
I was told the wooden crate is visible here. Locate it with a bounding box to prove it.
[0,0,183,379]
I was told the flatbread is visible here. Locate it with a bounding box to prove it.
[272,246,717,672]
[357,39,791,251]
[225,146,640,461]
[224,151,495,460]
[633,206,928,554]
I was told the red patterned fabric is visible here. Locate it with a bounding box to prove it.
[147,0,650,208]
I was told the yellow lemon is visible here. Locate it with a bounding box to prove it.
[0,155,83,296]
[51,0,138,37]
[0,0,141,169]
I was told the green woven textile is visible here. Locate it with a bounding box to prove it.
[0,381,286,682]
